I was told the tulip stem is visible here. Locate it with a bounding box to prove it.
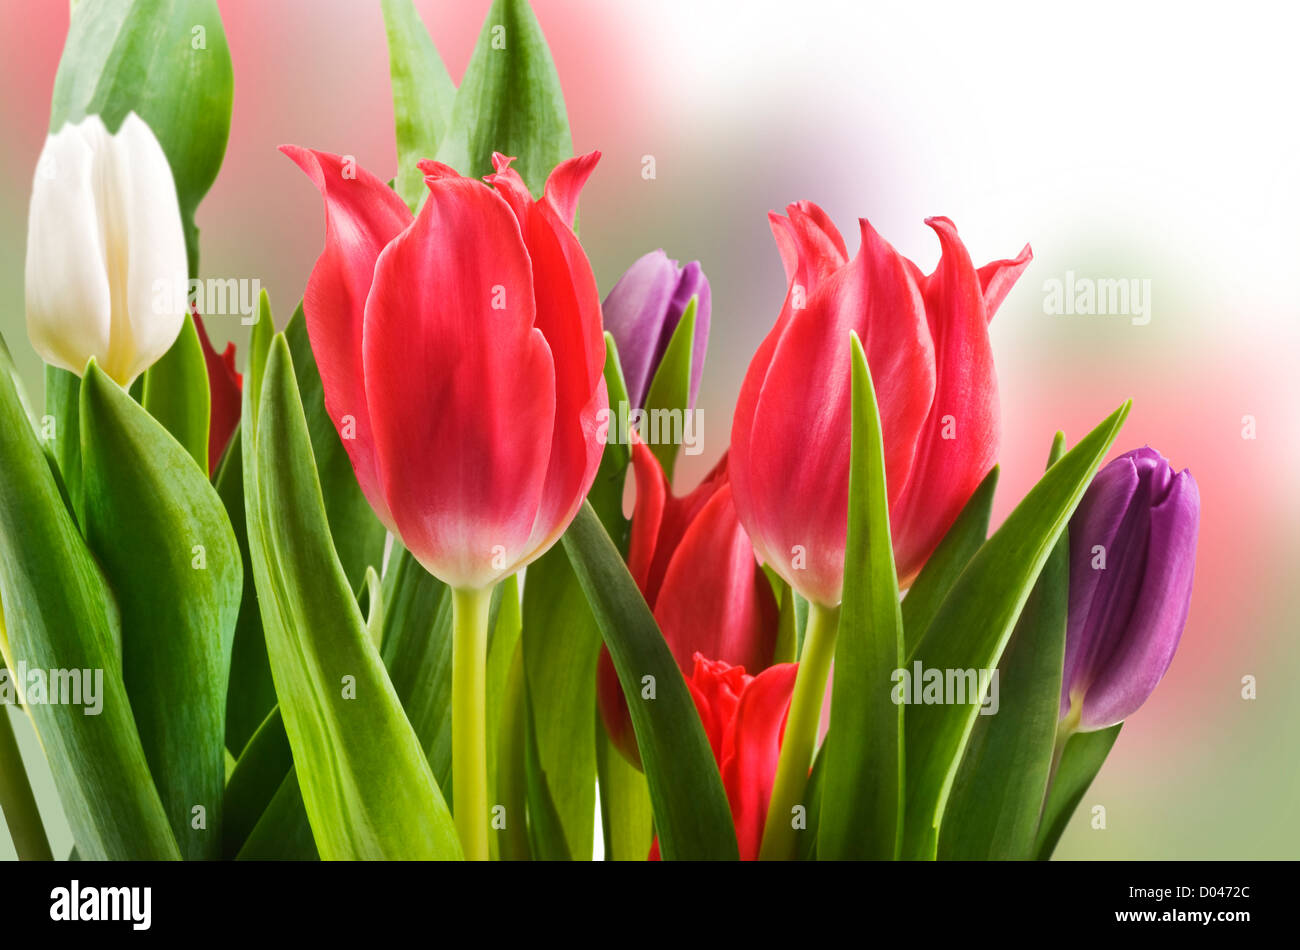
[759,600,841,861]
[451,585,492,861]
[0,704,54,861]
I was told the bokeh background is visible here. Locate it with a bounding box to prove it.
[2,0,1296,859]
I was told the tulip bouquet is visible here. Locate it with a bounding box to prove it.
[0,0,1198,864]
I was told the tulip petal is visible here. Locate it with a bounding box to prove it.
[977,242,1033,321]
[889,217,999,584]
[1078,467,1199,730]
[280,145,413,530]
[653,483,778,675]
[719,661,798,861]
[193,311,242,475]
[361,173,555,590]
[543,151,601,231]
[109,113,189,385]
[26,120,113,377]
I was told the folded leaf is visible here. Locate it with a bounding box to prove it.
[142,311,211,471]
[80,360,240,859]
[244,335,459,860]
[0,336,177,860]
[641,297,697,481]
[1033,724,1122,860]
[903,401,1130,858]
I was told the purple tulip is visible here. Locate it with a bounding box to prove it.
[602,250,711,409]
[1061,447,1200,731]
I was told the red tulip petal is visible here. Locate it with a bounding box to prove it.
[361,172,556,590]
[890,217,999,583]
[719,662,798,861]
[653,483,779,674]
[543,151,601,230]
[280,145,412,529]
[977,242,1033,321]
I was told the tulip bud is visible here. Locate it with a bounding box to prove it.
[1061,448,1199,731]
[730,203,1031,605]
[25,113,188,386]
[596,441,778,765]
[601,250,711,409]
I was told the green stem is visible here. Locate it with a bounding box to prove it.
[759,599,841,861]
[0,705,53,861]
[452,585,492,861]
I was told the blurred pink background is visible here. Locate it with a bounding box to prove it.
[2,0,1296,858]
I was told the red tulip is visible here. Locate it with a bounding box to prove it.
[597,441,779,765]
[730,202,1031,605]
[192,310,241,476]
[282,147,608,591]
[649,654,797,861]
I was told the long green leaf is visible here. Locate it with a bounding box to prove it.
[436,0,572,195]
[1034,724,1122,859]
[563,502,738,860]
[51,0,234,274]
[244,335,460,860]
[80,360,240,859]
[222,705,292,859]
[938,434,1069,860]
[0,338,177,860]
[382,0,457,212]
[903,401,1130,858]
[818,332,904,859]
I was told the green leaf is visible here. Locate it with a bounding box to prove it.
[596,725,653,861]
[79,360,240,860]
[901,466,999,658]
[485,574,523,857]
[798,746,826,861]
[51,0,234,274]
[938,434,1069,860]
[221,706,291,859]
[641,297,697,481]
[0,338,178,860]
[285,306,387,591]
[220,293,278,754]
[142,311,210,473]
[382,0,456,212]
[818,332,904,859]
[235,767,319,861]
[362,567,384,648]
[1034,724,1122,860]
[435,0,572,196]
[244,335,460,860]
[902,401,1130,859]
[562,502,738,860]
[378,545,453,789]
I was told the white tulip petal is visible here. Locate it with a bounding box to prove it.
[110,112,188,385]
[25,118,113,377]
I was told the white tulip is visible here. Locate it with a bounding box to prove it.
[25,112,188,387]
